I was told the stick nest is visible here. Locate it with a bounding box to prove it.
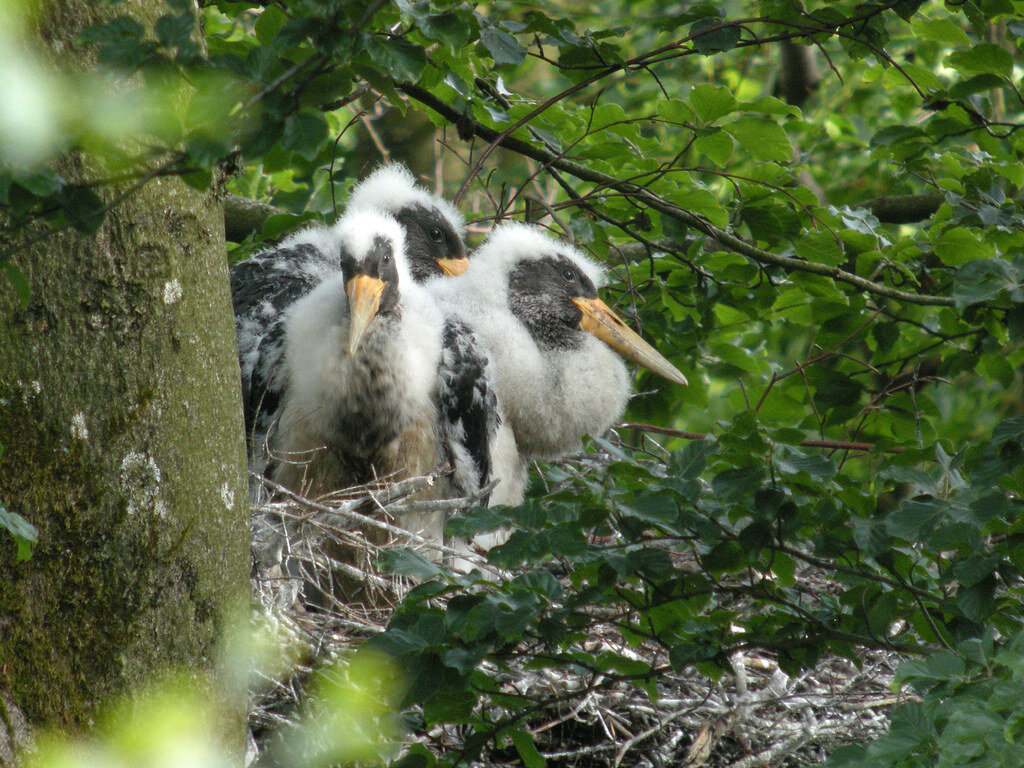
[247,469,907,768]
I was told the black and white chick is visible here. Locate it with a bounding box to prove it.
[272,209,518,522]
[231,164,470,476]
[346,163,469,282]
[274,209,523,592]
[429,222,688,461]
[346,165,523,502]
[231,225,346,478]
[270,210,445,497]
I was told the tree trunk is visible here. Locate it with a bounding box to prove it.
[0,1,248,762]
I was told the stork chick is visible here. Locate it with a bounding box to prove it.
[346,163,469,281]
[231,227,350,476]
[231,164,469,473]
[272,211,444,496]
[431,223,687,460]
[339,164,526,510]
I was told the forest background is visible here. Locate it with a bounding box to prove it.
[2,0,1024,766]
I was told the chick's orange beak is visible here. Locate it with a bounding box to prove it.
[345,274,386,356]
[436,256,470,276]
[572,296,688,386]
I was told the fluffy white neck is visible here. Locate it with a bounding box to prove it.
[432,277,630,459]
[276,275,443,489]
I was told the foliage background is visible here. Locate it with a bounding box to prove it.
[4,0,1024,765]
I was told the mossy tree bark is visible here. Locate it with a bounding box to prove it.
[0,1,249,762]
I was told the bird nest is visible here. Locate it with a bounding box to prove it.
[247,470,907,768]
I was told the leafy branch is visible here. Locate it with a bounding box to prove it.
[400,83,957,308]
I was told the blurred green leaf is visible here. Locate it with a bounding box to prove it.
[509,728,546,768]
[948,43,1013,78]
[479,26,526,66]
[0,505,37,561]
[689,17,740,54]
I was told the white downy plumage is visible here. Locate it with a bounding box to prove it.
[273,211,445,497]
[430,222,687,462]
[430,223,629,459]
[346,164,464,235]
[232,164,470,476]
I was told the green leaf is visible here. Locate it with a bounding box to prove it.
[795,231,845,266]
[740,95,800,116]
[885,499,946,541]
[420,12,477,52]
[2,263,31,306]
[774,448,836,479]
[154,12,197,56]
[741,203,801,243]
[627,547,675,578]
[0,506,37,561]
[78,16,144,47]
[772,552,797,587]
[509,728,546,768]
[724,116,786,162]
[442,646,486,674]
[670,188,728,227]
[911,18,970,45]
[870,125,929,148]
[711,466,764,501]
[689,83,737,123]
[649,4,720,29]
[669,439,716,480]
[694,129,734,166]
[379,549,442,580]
[810,368,864,409]
[656,99,694,124]
[957,576,996,622]
[366,36,427,82]
[948,74,1007,100]
[56,185,106,235]
[479,26,526,66]
[953,259,1021,309]
[934,227,988,267]
[423,685,476,722]
[738,518,773,553]
[896,650,965,689]
[992,417,1024,446]
[589,102,628,133]
[281,111,329,161]
[78,16,155,68]
[669,642,717,670]
[948,43,1013,78]
[627,491,680,527]
[185,133,228,166]
[689,17,740,54]
[255,5,287,45]
[557,42,622,75]
[872,322,899,354]
[893,0,926,20]
[15,170,62,197]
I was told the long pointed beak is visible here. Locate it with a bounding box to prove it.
[572,296,688,386]
[436,256,470,276]
[345,274,386,356]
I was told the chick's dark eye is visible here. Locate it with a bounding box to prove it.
[382,253,391,263]
[561,267,577,282]
[428,227,444,243]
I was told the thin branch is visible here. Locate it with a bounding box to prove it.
[613,421,900,454]
[398,83,957,308]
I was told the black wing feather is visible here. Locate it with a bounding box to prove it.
[438,319,500,501]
